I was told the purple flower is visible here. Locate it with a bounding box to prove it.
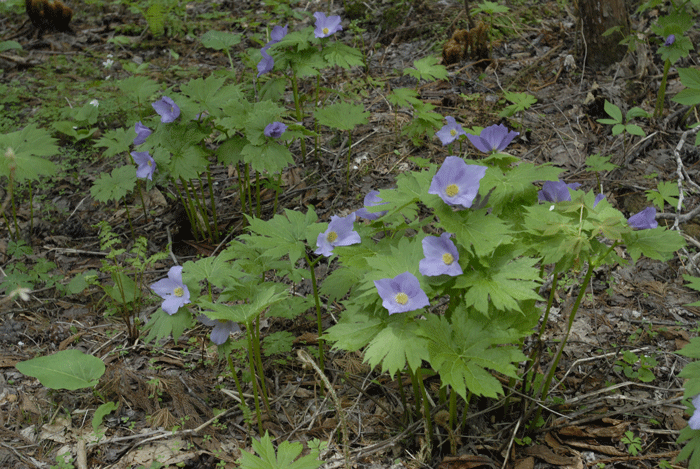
[419,233,462,277]
[131,151,156,180]
[133,121,152,146]
[257,48,274,77]
[264,121,287,138]
[593,193,605,207]
[152,96,180,123]
[537,180,581,203]
[436,116,467,146]
[428,156,487,209]
[315,213,361,257]
[355,190,388,220]
[270,24,288,43]
[375,272,430,315]
[665,34,675,46]
[628,207,658,229]
[151,266,190,315]
[467,124,519,153]
[314,12,342,38]
[689,394,700,430]
[198,315,240,345]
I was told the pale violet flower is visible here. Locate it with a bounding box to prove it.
[355,190,388,220]
[315,213,361,257]
[689,394,700,430]
[152,96,180,123]
[375,272,429,315]
[89,99,99,107]
[665,34,675,46]
[628,207,658,230]
[257,24,288,77]
[436,117,467,146]
[131,151,156,180]
[198,315,240,345]
[594,193,605,207]
[264,121,287,138]
[133,121,152,146]
[428,156,487,209]
[419,233,462,277]
[151,266,190,315]
[467,124,519,153]
[537,180,581,203]
[314,12,342,38]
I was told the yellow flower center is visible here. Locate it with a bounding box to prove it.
[173,287,184,297]
[322,27,329,35]
[450,129,457,137]
[327,231,338,243]
[445,184,459,197]
[147,160,152,166]
[442,253,454,265]
[394,292,408,305]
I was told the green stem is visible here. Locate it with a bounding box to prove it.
[655,58,672,118]
[449,386,457,431]
[304,252,325,371]
[245,163,253,218]
[252,315,271,414]
[245,321,264,434]
[255,171,261,219]
[290,69,307,163]
[345,132,352,191]
[396,370,410,424]
[123,200,135,240]
[195,176,213,240]
[9,171,19,241]
[415,367,433,442]
[137,180,149,223]
[178,177,201,240]
[206,170,220,241]
[28,181,34,238]
[227,354,252,418]
[538,262,595,406]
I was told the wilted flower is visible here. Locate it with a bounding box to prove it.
[133,121,152,146]
[355,190,388,220]
[9,286,31,302]
[313,12,342,38]
[270,24,288,43]
[151,266,190,315]
[131,151,156,180]
[689,394,700,430]
[467,124,519,153]
[628,206,658,229]
[665,34,675,46]
[419,233,463,277]
[257,49,274,77]
[428,156,487,209]
[264,121,287,138]
[152,96,180,123]
[375,272,430,315]
[537,180,581,203]
[315,213,361,257]
[436,116,467,146]
[198,315,241,345]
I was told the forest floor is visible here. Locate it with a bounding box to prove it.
[1,0,700,468]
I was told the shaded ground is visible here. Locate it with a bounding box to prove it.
[1,0,700,468]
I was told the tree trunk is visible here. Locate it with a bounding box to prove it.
[578,0,630,69]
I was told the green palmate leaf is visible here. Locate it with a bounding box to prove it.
[482,162,560,216]
[325,306,383,352]
[418,313,525,399]
[433,205,512,257]
[183,251,241,290]
[322,41,364,69]
[646,180,679,209]
[95,128,135,158]
[0,40,22,52]
[202,285,287,324]
[314,101,369,132]
[116,76,160,106]
[104,271,138,304]
[498,92,537,118]
[90,165,137,203]
[289,48,326,77]
[242,207,319,265]
[404,55,448,82]
[239,431,323,469]
[684,275,700,307]
[679,361,700,396]
[457,252,541,315]
[364,317,430,378]
[200,30,242,51]
[585,153,619,172]
[386,87,421,108]
[673,88,700,106]
[677,426,700,467]
[16,349,105,390]
[243,100,287,146]
[622,227,685,262]
[217,135,247,165]
[0,124,57,182]
[143,307,193,344]
[364,236,426,286]
[678,67,700,91]
[242,142,294,174]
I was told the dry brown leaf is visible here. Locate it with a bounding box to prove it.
[522,445,578,466]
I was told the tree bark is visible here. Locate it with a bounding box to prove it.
[578,0,630,69]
